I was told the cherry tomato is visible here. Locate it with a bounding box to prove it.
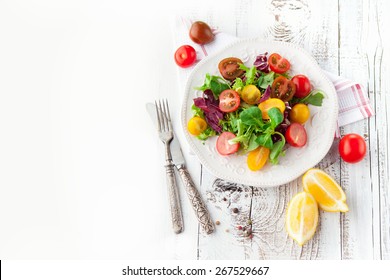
[187,116,207,136]
[189,21,214,44]
[258,98,286,119]
[339,133,366,163]
[219,89,240,112]
[216,132,240,155]
[271,76,296,102]
[292,75,311,98]
[174,45,196,68]
[285,123,307,147]
[218,57,245,81]
[268,53,291,73]
[241,85,261,104]
[247,146,270,171]
[289,103,310,124]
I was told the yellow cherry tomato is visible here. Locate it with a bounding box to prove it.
[289,103,310,124]
[247,146,270,171]
[258,98,286,119]
[187,116,207,136]
[241,85,261,105]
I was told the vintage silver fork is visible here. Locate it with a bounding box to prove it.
[155,99,184,234]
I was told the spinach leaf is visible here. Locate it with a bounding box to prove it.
[239,107,264,127]
[256,133,273,149]
[195,73,230,98]
[268,107,284,129]
[269,134,286,164]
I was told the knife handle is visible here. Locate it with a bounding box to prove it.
[165,161,184,234]
[177,165,214,234]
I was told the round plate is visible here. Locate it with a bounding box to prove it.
[181,39,338,187]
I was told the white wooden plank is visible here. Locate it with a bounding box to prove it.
[338,0,376,259]
[373,0,390,259]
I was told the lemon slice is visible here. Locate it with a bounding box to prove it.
[303,168,349,212]
[286,192,319,246]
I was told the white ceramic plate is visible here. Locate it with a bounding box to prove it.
[181,39,338,187]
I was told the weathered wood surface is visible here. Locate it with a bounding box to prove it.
[180,0,389,260]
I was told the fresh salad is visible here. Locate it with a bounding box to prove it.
[187,52,325,171]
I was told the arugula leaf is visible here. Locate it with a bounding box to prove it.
[268,107,284,129]
[301,90,325,106]
[232,77,244,92]
[293,90,325,106]
[195,73,230,98]
[239,107,264,127]
[197,127,216,141]
[192,104,204,118]
[239,64,258,85]
[258,71,275,89]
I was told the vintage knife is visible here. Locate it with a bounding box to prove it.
[146,103,214,234]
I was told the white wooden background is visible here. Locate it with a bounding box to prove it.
[0,0,388,260]
[169,0,390,260]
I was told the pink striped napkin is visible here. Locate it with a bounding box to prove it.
[172,17,374,137]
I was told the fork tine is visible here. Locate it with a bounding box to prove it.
[160,100,167,132]
[155,100,162,132]
[160,99,167,132]
[164,99,173,131]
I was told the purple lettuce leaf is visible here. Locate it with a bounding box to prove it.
[193,89,224,133]
[253,52,269,73]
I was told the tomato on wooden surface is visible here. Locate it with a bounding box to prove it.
[268,53,291,73]
[286,123,307,147]
[258,98,286,119]
[289,103,310,124]
[271,76,296,102]
[241,85,261,104]
[174,45,196,68]
[216,132,240,155]
[219,89,240,112]
[339,133,366,163]
[292,75,312,98]
[247,146,270,171]
[218,57,245,81]
[187,116,207,136]
[189,21,214,44]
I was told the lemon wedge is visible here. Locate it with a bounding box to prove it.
[286,192,319,246]
[303,168,349,212]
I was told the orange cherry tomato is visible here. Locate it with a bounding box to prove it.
[258,98,286,119]
[187,116,207,136]
[247,146,270,171]
[241,85,261,105]
[289,103,310,124]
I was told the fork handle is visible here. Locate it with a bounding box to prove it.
[165,160,184,234]
[177,165,214,234]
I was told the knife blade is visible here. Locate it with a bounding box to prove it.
[146,102,215,234]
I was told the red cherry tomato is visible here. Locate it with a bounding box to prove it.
[271,76,296,102]
[216,132,240,155]
[189,21,214,44]
[285,123,307,147]
[292,75,312,98]
[339,133,366,163]
[218,57,245,81]
[219,89,240,112]
[174,45,196,68]
[268,53,291,74]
